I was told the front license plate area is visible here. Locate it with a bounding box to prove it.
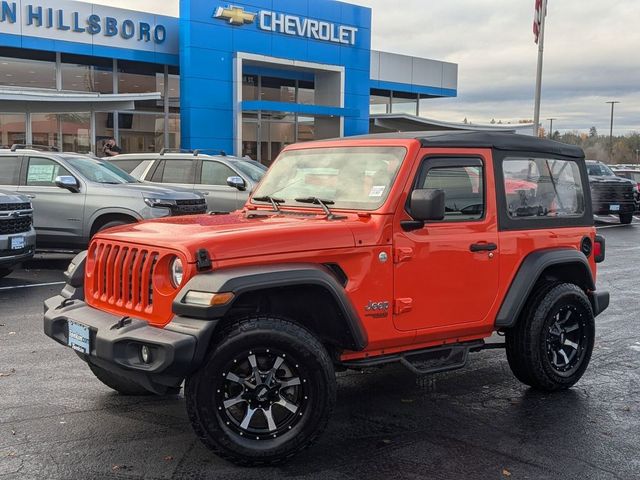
[10,236,25,250]
[68,321,91,354]
[610,204,620,212]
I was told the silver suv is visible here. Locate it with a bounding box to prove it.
[108,150,267,212]
[0,146,207,250]
[0,189,35,278]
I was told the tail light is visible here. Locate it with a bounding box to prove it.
[594,235,605,263]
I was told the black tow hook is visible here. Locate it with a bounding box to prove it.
[56,298,75,310]
[111,317,132,330]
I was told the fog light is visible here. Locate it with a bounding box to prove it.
[141,345,152,364]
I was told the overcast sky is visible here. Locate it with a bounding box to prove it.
[76,0,639,135]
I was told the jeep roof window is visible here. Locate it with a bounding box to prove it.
[503,157,585,218]
[252,147,406,211]
[63,156,139,184]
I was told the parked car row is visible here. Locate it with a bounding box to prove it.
[0,146,268,277]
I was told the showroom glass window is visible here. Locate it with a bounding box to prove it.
[61,54,113,93]
[370,89,391,114]
[0,114,26,148]
[0,47,56,89]
[260,76,296,103]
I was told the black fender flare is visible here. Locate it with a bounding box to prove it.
[495,248,596,328]
[172,263,367,351]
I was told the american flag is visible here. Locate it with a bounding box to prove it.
[533,0,547,44]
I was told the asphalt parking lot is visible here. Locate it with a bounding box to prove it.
[1,218,639,480]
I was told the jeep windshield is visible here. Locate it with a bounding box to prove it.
[251,147,406,211]
[63,156,140,184]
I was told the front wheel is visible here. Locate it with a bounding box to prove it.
[506,283,595,392]
[185,316,336,466]
[620,213,633,224]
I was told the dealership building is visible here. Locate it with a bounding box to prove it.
[0,0,458,163]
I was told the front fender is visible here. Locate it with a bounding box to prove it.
[172,263,367,351]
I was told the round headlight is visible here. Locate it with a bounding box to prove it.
[170,257,184,288]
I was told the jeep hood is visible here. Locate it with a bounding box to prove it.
[94,211,360,262]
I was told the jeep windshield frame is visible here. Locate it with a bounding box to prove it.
[251,146,407,212]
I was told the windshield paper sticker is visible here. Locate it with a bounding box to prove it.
[369,186,386,197]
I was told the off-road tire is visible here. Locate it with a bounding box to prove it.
[185,316,336,467]
[506,283,595,392]
[88,362,154,396]
[0,268,13,278]
[620,213,633,224]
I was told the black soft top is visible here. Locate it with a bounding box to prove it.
[340,131,585,159]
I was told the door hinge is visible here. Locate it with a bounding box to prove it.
[393,247,414,264]
[394,298,413,315]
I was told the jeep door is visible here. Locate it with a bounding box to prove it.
[17,156,86,247]
[195,159,242,212]
[392,151,500,335]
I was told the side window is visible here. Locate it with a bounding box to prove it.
[421,165,484,221]
[25,157,71,187]
[108,158,144,174]
[0,156,22,185]
[151,160,194,184]
[503,157,584,218]
[200,161,236,186]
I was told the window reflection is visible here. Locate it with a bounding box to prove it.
[61,54,113,93]
[0,114,26,148]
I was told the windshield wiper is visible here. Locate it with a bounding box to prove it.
[253,195,285,212]
[295,197,346,220]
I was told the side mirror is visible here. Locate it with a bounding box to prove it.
[55,175,80,193]
[226,176,246,191]
[402,189,445,231]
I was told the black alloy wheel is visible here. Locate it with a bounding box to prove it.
[544,304,590,376]
[217,348,306,440]
[185,316,336,466]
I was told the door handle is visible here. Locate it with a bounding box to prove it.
[470,242,498,252]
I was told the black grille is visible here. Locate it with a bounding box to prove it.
[0,202,31,211]
[170,198,207,216]
[590,182,635,204]
[0,216,32,234]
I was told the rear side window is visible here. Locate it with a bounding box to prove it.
[151,159,195,184]
[503,157,584,218]
[0,156,21,185]
[108,158,144,174]
[421,166,484,221]
[200,161,236,186]
[25,157,71,187]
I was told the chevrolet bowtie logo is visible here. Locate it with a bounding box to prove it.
[214,5,257,26]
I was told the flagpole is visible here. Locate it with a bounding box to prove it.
[533,0,548,136]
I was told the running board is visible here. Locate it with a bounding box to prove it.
[341,340,486,375]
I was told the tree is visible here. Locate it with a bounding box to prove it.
[462,117,468,124]
[589,126,598,138]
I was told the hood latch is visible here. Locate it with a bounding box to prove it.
[196,248,212,272]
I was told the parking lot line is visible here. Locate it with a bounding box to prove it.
[0,281,65,291]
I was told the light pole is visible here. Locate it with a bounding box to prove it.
[606,101,620,162]
[547,118,557,139]
[636,149,639,164]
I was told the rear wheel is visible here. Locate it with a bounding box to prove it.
[506,283,595,391]
[185,316,336,466]
[620,213,633,224]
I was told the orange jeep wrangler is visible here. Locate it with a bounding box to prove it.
[45,132,609,466]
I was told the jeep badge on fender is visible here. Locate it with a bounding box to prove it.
[44,132,609,466]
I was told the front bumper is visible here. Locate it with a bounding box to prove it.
[44,295,218,394]
[592,202,635,215]
[0,228,36,267]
